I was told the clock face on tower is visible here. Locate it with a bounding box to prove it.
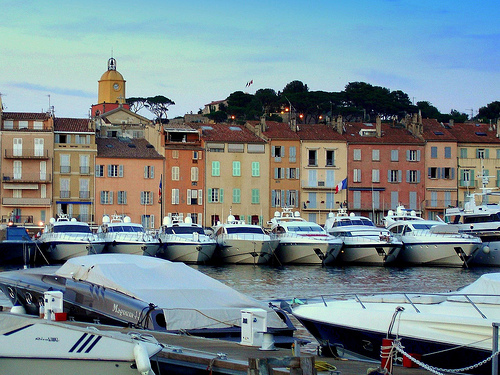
[113,83,120,91]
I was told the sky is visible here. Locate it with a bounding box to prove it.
[0,0,499,120]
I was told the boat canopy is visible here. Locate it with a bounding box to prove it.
[55,254,286,330]
[448,273,500,305]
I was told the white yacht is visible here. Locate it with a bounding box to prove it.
[38,215,104,262]
[158,215,216,263]
[385,206,481,267]
[98,215,160,257]
[212,215,279,264]
[292,273,500,373]
[324,209,402,265]
[0,311,161,375]
[269,208,342,265]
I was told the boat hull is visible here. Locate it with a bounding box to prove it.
[105,242,160,257]
[398,241,481,266]
[40,241,104,262]
[0,242,37,265]
[159,242,216,263]
[335,242,402,265]
[214,239,278,264]
[273,241,341,265]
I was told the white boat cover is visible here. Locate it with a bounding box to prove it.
[448,273,500,304]
[55,254,286,330]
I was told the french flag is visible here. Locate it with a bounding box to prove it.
[335,178,347,194]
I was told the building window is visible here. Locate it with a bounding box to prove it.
[353,191,361,209]
[289,146,296,162]
[287,190,298,207]
[170,189,179,205]
[390,149,398,161]
[208,188,222,203]
[187,189,201,205]
[108,164,123,177]
[79,179,89,199]
[353,149,361,161]
[429,167,438,179]
[353,169,361,183]
[431,147,437,158]
[476,148,487,159]
[251,162,260,177]
[273,146,284,161]
[272,190,282,207]
[172,150,179,159]
[228,143,244,153]
[172,166,180,181]
[275,167,285,179]
[460,148,467,159]
[144,166,155,179]
[248,144,265,153]
[80,155,90,174]
[141,191,153,205]
[60,154,71,173]
[326,150,335,166]
[407,170,420,183]
[444,147,451,158]
[117,191,127,204]
[191,167,198,181]
[288,168,299,179]
[372,169,380,183]
[193,151,199,160]
[388,170,401,183]
[308,149,317,166]
[460,169,474,187]
[233,188,241,204]
[443,167,454,179]
[407,150,420,161]
[208,144,224,152]
[95,165,104,177]
[251,189,260,204]
[60,178,70,198]
[232,161,241,176]
[100,191,113,204]
[212,161,220,176]
[372,149,380,161]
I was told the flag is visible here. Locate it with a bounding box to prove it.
[335,178,347,194]
[158,178,162,203]
[245,80,253,87]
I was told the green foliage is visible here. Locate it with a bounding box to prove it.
[125,95,175,121]
[478,101,500,122]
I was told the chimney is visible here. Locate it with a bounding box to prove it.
[449,119,454,128]
[290,118,297,132]
[376,115,382,137]
[260,115,267,132]
[336,115,343,135]
[497,119,500,138]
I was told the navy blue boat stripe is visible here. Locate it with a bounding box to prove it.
[69,333,88,352]
[85,335,102,353]
[3,324,34,336]
[77,334,96,353]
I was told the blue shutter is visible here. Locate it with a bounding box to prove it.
[220,189,224,203]
[271,190,276,207]
[208,188,212,203]
[119,165,124,177]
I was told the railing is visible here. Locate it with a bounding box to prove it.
[423,200,458,209]
[2,198,52,206]
[60,166,71,173]
[80,166,91,174]
[4,149,50,158]
[2,173,52,183]
[60,191,70,198]
[1,215,35,224]
[79,191,90,199]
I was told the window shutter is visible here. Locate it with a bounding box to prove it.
[109,191,113,204]
[398,170,402,182]
[107,165,112,177]
[416,150,421,161]
[486,149,490,159]
[406,150,410,161]
[144,166,147,178]
[281,147,285,157]
[187,189,192,205]
[119,165,124,177]
[220,188,224,203]
[281,190,285,207]
[406,170,410,182]
[151,166,154,179]
[437,168,441,179]
[208,188,212,203]
[271,146,276,157]
[428,168,432,178]
[451,168,455,180]
[271,190,276,207]
[274,168,278,179]
[417,170,421,183]
[100,191,105,204]
[388,170,391,182]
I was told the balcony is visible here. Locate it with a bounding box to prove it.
[60,166,71,174]
[80,166,91,175]
[2,197,52,206]
[4,149,50,159]
[1,215,35,224]
[79,190,90,199]
[423,200,458,209]
[2,173,52,183]
[60,190,70,198]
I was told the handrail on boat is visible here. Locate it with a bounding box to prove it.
[316,292,491,319]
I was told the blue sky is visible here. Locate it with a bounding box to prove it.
[0,0,499,119]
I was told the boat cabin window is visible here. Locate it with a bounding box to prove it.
[412,223,435,230]
[463,213,500,224]
[108,225,145,233]
[389,225,403,234]
[166,226,204,235]
[288,224,324,233]
[53,225,91,233]
[227,227,265,235]
[333,218,375,227]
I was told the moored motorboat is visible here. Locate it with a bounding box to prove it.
[98,214,160,257]
[292,273,500,374]
[0,254,296,345]
[212,215,279,264]
[158,215,216,263]
[385,206,482,266]
[37,215,105,262]
[269,208,342,265]
[324,209,402,265]
[0,310,162,375]
[0,225,37,265]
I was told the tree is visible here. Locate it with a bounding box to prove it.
[478,101,500,122]
[145,95,175,123]
[254,88,279,113]
[417,101,442,119]
[282,80,309,94]
[126,97,147,113]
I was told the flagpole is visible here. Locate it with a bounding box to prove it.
[160,174,163,226]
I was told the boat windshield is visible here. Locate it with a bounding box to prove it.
[108,225,145,233]
[166,227,205,235]
[288,224,324,233]
[227,227,265,235]
[463,213,500,224]
[411,223,435,230]
[53,225,91,234]
[5,227,31,240]
[333,218,375,227]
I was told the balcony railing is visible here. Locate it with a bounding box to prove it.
[423,200,458,209]
[1,215,35,224]
[59,191,70,198]
[79,191,90,199]
[4,149,50,159]
[60,166,71,173]
[2,173,52,183]
[80,166,90,174]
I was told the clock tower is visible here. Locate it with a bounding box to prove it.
[98,57,126,106]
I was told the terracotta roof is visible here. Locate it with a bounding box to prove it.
[54,117,91,133]
[2,112,50,121]
[421,118,456,141]
[191,123,265,143]
[446,123,500,144]
[96,138,164,159]
[296,124,346,141]
[344,122,424,144]
[247,121,300,140]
